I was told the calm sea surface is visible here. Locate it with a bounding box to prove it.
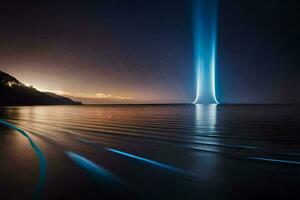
[0,105,300,199]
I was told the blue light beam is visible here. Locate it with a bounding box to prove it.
[193,0,219,104]
[66,151,122,185]
[107,148,190,176]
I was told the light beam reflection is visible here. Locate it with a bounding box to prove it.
[195,104,217,133]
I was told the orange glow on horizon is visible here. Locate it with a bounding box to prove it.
[38,89,133,100]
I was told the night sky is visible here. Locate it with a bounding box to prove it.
[0,0,298,104]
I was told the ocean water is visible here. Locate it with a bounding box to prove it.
[0,105,299,199]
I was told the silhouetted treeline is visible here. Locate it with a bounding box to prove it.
[0,71,81,106]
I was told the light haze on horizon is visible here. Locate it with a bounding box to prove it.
[0,0,298,104]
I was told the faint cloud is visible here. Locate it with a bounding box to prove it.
[52,91,132,100]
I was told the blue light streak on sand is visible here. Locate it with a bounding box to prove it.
[193,0,219,104]
[66,152,121,184]
[107,148,189,175]
[0,120,46,200]
[247,157,300,165]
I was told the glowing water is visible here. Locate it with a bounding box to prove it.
[107,148,187,174]
[66,151,121,184]
[193,0,219,104]
[0,120,46,199]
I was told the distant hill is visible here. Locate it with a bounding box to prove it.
[0,71,81,106]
